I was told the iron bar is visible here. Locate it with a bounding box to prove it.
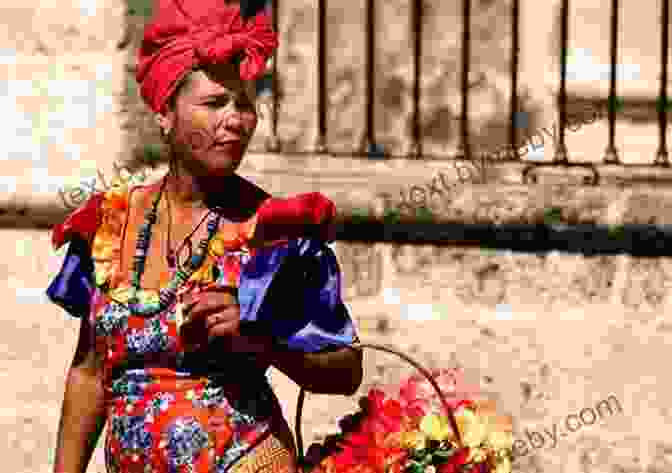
[266,0,281,152]
[554,0,569,163]
[458,0,472,168]
[410,0,423,159]
[603,0,620,164]
[508,0,520,160]
[315,0,328,153]
[361,0,377,156]
[655,0,670,166]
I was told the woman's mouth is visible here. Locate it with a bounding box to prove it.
[213,140,242,151]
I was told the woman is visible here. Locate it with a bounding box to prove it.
[47,2,363,473]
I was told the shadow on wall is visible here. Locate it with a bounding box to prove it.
[371,0,549,157]
[119,0,552,164]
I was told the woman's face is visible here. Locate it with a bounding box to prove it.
[163,63,258,178]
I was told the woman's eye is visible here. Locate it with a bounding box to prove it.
[207,98,231,107]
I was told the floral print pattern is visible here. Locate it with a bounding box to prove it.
[47,178,354,473]
[86,183,281,473]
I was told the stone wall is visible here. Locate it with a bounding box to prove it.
[2,224,671,473]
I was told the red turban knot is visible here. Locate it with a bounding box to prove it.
[136,2,278,114]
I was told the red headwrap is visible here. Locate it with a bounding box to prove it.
[136,0,279,115]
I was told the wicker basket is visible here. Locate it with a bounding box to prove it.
[293,340,464,470]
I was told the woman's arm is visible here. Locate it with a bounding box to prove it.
[53,315,108,473]
[249,336,363,395]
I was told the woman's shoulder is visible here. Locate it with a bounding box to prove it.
[51,179,157,250]
[51,192,106,250]
[256,192,336,223]
[251,190,338,244]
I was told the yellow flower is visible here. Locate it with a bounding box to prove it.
[469,400,514,452]
[419,414,453,442]
[494,456,512,473]
[467,447,487,463]
[400,431,427,450]
[455,408,489,447]
[487,429,513,452]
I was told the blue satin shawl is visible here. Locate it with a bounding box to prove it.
[46,237,357,352]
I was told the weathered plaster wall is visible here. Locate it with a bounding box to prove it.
[2,226,671,473]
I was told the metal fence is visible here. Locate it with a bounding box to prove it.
[251,0,670,185]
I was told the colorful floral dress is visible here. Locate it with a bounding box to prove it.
[47,177,359,473]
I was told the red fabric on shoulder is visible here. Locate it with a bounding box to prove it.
[51,193,105,250]
[254,192,337,243]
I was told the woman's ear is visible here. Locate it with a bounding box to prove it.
[155,113,172,135]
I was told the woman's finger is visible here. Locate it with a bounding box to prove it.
[190,298,237,321]
[209,319,240,337]
[205,308,239,330]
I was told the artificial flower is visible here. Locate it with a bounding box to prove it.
[487,430,513,453]
[306,370,511,473]
[399,431,427,451]
[413,368,480,411]
[437,448,469,473]
[494,456,511,473]
[467,447,488,464]
[455,408,488,448]
[365,389,404,433]
[419,414,453,442]
[398,377,430,426]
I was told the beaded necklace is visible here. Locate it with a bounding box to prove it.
[127,175,223,317]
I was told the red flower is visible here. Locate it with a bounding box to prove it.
[463,464,482,473]
[438,448,470,473]
[346,432,370,447]
[364,389,404,433]
[388,461,405,473]
[366,446,388,472]
[52,193,104,249]
[335,432,404,473]
[398,377,430,426]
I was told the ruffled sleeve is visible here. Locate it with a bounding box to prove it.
[238,193,358,352]
[51,192,104,250]
[46,193,104,318]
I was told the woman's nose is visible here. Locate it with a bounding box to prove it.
[223,113,243,132]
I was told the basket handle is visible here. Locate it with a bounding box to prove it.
[294,340,464,467]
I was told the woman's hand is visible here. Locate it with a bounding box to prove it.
[181,287,274,354]
[193,288,241,339]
